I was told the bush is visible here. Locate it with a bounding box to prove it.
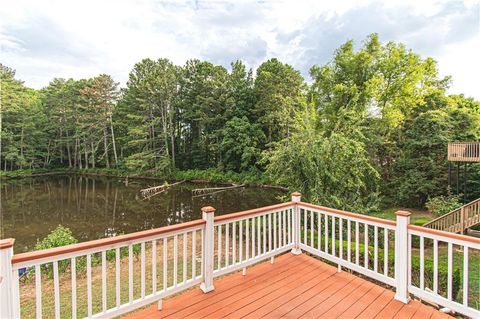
[426,193,462,217]
[35,225,78,276]
[35,225,78,251]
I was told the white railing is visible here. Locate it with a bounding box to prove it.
[297,202,397,288]
[408,225,480,318]
[448,142,480,162]
[2,220,205,319]
[1,193,479,318]
[212,203,295,278]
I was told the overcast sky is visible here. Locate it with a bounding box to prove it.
[1,0,479,99]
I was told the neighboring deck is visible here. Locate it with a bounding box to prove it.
[448,142,480,162]
[127,253,451,319]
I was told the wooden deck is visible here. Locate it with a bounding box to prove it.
[127,253,451,319]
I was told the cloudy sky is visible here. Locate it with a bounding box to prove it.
[1,0,479,98]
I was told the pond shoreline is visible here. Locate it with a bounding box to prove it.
[0,168,289,191]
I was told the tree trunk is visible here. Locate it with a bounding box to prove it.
[91,141,95,169]
[20,127,24,169]
[84,140,89,169]
[104,127,110,168]
[109,115,118,165]
[67,142,72,168]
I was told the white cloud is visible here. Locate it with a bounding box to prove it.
[0,0,478,99]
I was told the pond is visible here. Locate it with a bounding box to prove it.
[0,175,286,253]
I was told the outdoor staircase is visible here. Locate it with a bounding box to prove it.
[423,197,480,233]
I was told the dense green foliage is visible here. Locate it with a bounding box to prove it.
[1,34,479,210]
[426,193,463,217]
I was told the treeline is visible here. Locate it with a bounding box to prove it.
[1,34,479,210]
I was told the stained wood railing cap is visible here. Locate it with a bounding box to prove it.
[395,210,411,217]
[291,192,301,197]
[201,206,216,213]
[0,238,15,249]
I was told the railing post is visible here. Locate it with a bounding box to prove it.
[394,211,411,304]
[291,192,302,255]
[0,238,20,318]
[200,206,215,293]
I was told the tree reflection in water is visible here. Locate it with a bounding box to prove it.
[0,175,285,252]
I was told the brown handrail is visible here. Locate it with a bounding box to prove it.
[409,224,480,245]
[423,198,480,233]
[214,202,295,222]
[298,202,397,227]
[12,219,206,264]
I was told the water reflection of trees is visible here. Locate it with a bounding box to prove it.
[1,176,284,252]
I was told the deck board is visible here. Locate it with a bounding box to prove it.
[126,253,452,319]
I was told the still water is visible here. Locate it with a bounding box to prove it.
[0,175,285,253]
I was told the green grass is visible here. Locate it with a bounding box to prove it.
[371,207,436,226]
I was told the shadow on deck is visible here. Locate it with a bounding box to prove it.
[127,253,451,319]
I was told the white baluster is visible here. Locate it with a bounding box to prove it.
[115,248,120,307]
[447,242,453,300]
[463,246,469,306]
[192,231,196,279]
[173,235,178,287]
[183,233,187,283]
[128,245,133,303]
[102,250,107,311]
[141,242,146,298]
[374,226,378,273]
[54,260,61,318]
[419,236,424,290]
[225,223,230,267]
[72,257,77,318]
[384,230,388,276]
[152,240,157,293]
[163,238,167,291]
[347,220,351,262]
[35,264,42,318]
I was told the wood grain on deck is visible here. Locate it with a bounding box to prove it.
[127,253,451,319]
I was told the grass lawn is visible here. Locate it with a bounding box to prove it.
[371,207,436,226]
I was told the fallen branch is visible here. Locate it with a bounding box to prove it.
[192,184,245,197]
[140,180,185,199]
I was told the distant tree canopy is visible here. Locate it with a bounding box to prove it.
[1,34,479,210]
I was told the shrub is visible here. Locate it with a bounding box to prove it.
[35,225,78,276]
[426,194,462,217]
